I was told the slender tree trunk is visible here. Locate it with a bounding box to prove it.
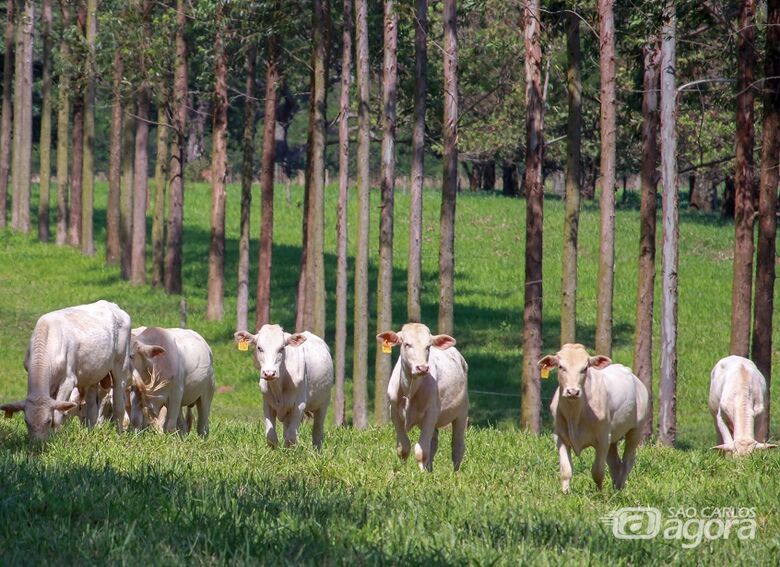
[106,50,123,265]
[438,0,458,337]
[0,0,12,229]
[520,0,543,433]
[67,98,84,247]
[164,0,188,295]
[256,35,279,330]
[207,3,229,320]
[120,110,135,279]
[659,1,678,447]
[730,0,757,357]
[595,0,617,356]
[151,106,169,288]
[334,0,352,427]
[237,45,257,332]
[635,40,660,441]
[37,0,53,242]
[408,0,427,323]
[751,0,780,441]
[560,12,581,344]
[10,0,32,234]
[352,0,370,430]
[80,0,96,256]
[374,0,397,425]
[131,87,150,284]
[54,0,69,245]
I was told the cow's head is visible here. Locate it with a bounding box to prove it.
[712,440,778,456]
[235,324,306,382]
[538,343,611,400]
[129,337,166,383]
[377,323,456,378]
[1,395,78,442]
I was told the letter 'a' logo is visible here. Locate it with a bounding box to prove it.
[602,507,662,540]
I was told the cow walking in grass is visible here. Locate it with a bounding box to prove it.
[129,327,215,437]
[539,343,649,493]
[1,300,132,441]
[235,325,333,450]
[377,323,469,472]
[709,355,776,456]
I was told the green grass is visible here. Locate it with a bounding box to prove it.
[1,181,779,564]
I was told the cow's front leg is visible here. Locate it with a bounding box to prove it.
[282,401,306,448]
[53,373,78,428]
[591,439,609,490]
[390,402,411,460]
[715,408,734,449]
[556,435,573,493]
[262,397,278,448]
[164,386,184,434]
[414,411,438,472]
[111,372,127,433]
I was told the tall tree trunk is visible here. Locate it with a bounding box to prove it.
[10,0,32,234]
[0,0,12,229]
[164,0,188,295]
[730,0,757,356]
[334,0,352,427]
[120,110,135,278]
[106,50,123,265]
[751,0,780,441]
[520,0,543,433]
[352,0,370,430]
[374,0,397,425]
[560,12,581,344]
[131,89,150,284]
[67,98,84,247]
[151,106,169,287]
[659,1,678,447]
[37,0,53,242]
[54,0,69,245]
[186,95,208,164]
[237,45,257,332]
[256,35,279,330]
[438,0,458,337]
[407,0,427,323]
[80,0,96,256]
[207,3,228,320]
[634,40,660,441]
[595,0,617,356]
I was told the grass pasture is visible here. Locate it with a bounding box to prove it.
[1,181,779,564]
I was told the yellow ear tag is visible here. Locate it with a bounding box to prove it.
[540,365,550,379]
[238,339,249,352]
[382,340,392,354]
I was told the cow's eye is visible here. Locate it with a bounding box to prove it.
[559,364,566,372]
[404,343,412,349]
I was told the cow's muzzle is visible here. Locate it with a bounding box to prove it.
[562,387,581,399]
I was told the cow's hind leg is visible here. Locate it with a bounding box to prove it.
[591,440,609,490]
[196,392,213,438]
[282,402,305,447]
[451,415,467,471]
[606,442,622,488]
[311,405,327,451]
[617,427,642,490]
[415,412,438,472]
[425,428,439,472]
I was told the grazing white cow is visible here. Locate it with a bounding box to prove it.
[539,343,649,493]
[128,327,215,437]
[0,300,132,441]
[234,325,333,450]
[709,355,776,456]
[377,323,469,472]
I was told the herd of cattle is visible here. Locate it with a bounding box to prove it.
[0,300,776,492]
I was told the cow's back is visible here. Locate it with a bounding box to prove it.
[168,329,215,406]
[430,346,469,426]
[299,332,333,412]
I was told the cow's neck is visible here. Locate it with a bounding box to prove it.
[399,369,424,400]
[265,375,285,408]
[28,323,53,397]
[732,373,756,444]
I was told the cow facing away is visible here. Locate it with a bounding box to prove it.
[129,327,215,436]
[234,325,333,450]
[377,323,469,472]
[539,343,649,493]
[0,301,132,441]
[709,355,776,456]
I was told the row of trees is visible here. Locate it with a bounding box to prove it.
[0,0,777,442]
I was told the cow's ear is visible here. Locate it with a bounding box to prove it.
[234,331,257,345]
[0,400,26,419]
[538,355,559,369]
[756,442,778,450]
[589,355,611,370]
[140,345,166,359]
[376,331,401,346]
[431,334,456,350]
[51,400,78,413]
[286,333,307,347]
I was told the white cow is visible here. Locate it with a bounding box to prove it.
[709,355,776,456]
[128,327,215,436]
[1,300,132,441]
[539,343,649,493]
[377,323,469,472]
[234,325,333,450]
